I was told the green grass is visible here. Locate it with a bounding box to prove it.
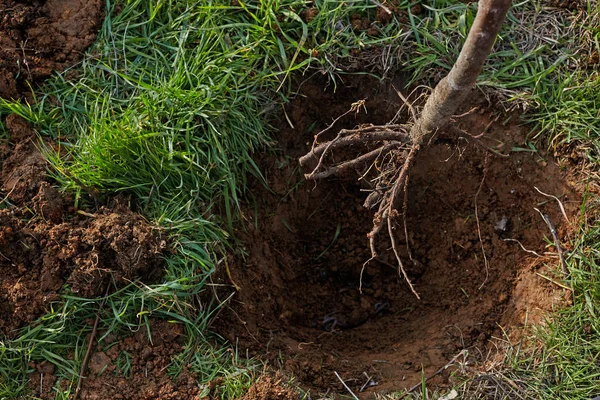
[505,194,600,399]
[403,0,592,112]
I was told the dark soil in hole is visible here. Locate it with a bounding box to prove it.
[216,76,579,397]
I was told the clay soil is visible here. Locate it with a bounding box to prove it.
[217,76,580,398]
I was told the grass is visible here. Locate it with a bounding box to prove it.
[504,194,600,399]
[1,0,600,398]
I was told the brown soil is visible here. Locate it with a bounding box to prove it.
[241,374,298,400]
[0,0,104,100]
[216,76,579,398]
[28,320,202,400]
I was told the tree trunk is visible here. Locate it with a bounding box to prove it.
[410,0,512,144]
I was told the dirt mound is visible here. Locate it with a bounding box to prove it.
[0,0,103,99]
[0,116,166,338]
[0,0,170,340]
[216,76,579,397]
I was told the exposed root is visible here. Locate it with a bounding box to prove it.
[299,96,421,297]
[475,154,490,291]
[308,141,406,180]
[300,124,411,175]
[388,210,420,299]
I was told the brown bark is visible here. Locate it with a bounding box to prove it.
[410,0,512,144]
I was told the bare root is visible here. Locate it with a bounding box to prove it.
[301,116,421,296]
[298,0,512,300]
[299,98,421,297]
[300,124,411,174]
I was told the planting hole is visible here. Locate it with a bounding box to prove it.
[218,76,579,395]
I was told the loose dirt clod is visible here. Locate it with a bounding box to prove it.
[241,374,298,400]
[28,320,201,400]
[217,76,579,396]
[0,0,104,99]
[0,196,167,336]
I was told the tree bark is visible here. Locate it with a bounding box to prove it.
[410,0,512,144]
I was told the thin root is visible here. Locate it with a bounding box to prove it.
[388,212,420,299]
[475,154,490,291]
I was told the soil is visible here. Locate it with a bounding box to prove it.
[0,0,104,100]
[0,1,584,398]
[0,3,211,399]
[241,374,298,400]
[216,76,580,398]
[0,2,210,399]
[28,320,203,400]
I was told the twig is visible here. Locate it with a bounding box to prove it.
[393,85,417,123]
[475,154,490,290]
[74,286,110,399]
[534,208,569,279]
[534,186,569,223]
[536,272,571,290]
[360,372,376,392]
[334,371,359,400]
[368,0,392,15]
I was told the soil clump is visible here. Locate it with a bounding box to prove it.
[241,374,298,400]
[0,0,104,100]
[217,75,579,397]
[0,114,167,337]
